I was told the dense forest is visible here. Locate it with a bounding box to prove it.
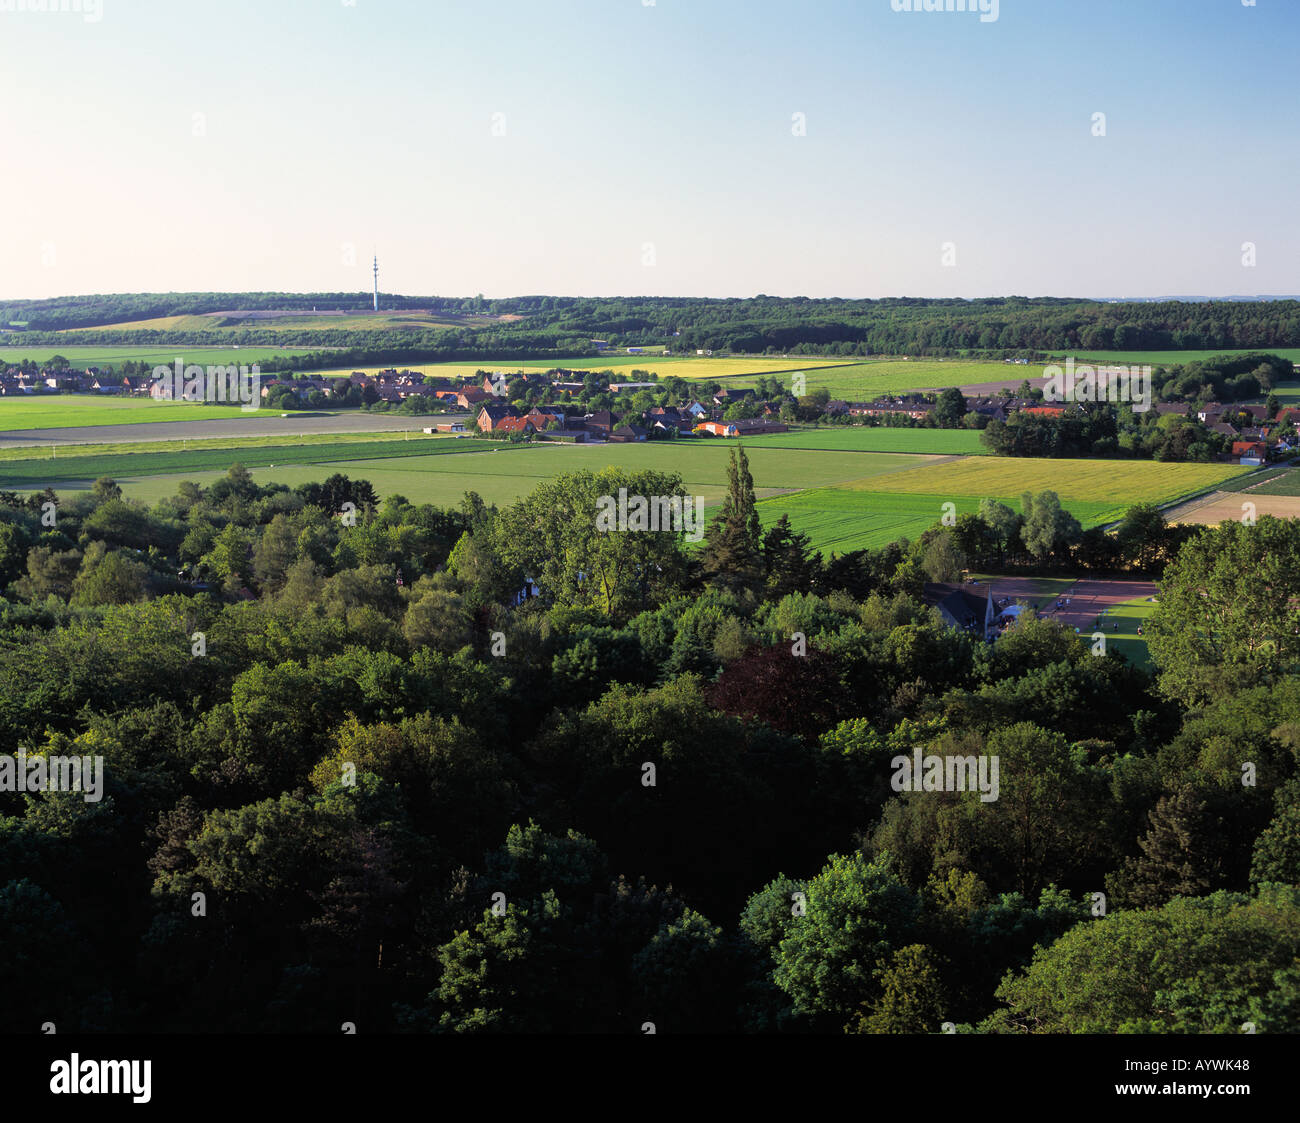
[5,293,1300,357]
[0,452,1297,1034]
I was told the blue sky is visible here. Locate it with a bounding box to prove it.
[1,0,1296,300]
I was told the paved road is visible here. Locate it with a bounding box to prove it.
[0,412,468,448]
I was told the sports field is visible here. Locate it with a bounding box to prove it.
[972,575,1159,669]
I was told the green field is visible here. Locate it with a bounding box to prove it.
[8,412,1254,559]
[1244,467,1300,496]
[706,360,1044,399]
[0,428,440,464]
[0,435,498,490]
[753,456,1246,554]
[0,396,286,431]
[851,456,1245,507]
[750,427,986,455]
[56,441,931,511]
[1058,349,1300,367]
[756,488,1125,554]
[0,344,322,367]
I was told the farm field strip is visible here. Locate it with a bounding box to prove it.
[1057,349,1300,367]
[0,396,292,431]
[0,436,511,489]
[839,456,1247,507]
[0,345,321,366]
[749,428,987,455]
[705,360,1051,398]
[31,441,935,509]
[278,443,935,492]
[756,489,1126,555]
[1167,492,1300,527]
[1245,467,1300,496]
[300,356,857,382]
[0,429,451,463]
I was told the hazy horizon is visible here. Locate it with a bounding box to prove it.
[4,0,1297,302]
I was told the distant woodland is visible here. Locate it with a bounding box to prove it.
[4,293,1300,357]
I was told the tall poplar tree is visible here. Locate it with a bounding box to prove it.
[701,445,763,595]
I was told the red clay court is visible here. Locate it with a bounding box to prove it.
[976,577,1158,633]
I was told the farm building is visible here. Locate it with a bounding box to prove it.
[695,418,788,438]
[924,582,995,639]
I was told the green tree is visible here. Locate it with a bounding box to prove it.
[494,467,690,618]
[760,514,820,600]
[1146,517,1300,706]
[853,943,951,1033]
[772,851,921,1031]
[932,387,968,429]
[71,541,150,606]
[701,445,763,595]
[987,886,1300,1033]
[1107,785,1226,908]
[1019,490,1082,562]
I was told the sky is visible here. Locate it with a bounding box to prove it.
[1,0,1296,302]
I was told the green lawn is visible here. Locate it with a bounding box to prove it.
[1094,596,1158,671]
[0,396,286,431]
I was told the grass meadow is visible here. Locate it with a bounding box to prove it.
[0,396,285,431]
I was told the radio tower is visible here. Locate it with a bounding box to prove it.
[372,255,379,312]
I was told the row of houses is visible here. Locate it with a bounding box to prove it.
[473,401,788,441]
[0,368,135,394]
